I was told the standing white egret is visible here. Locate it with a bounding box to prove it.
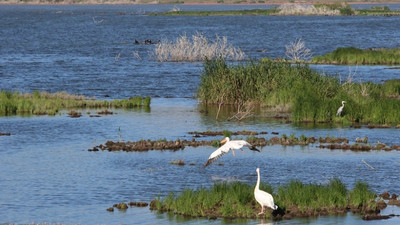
[254,168,277,215]
[336,101,346,116]
[203,137,260,167]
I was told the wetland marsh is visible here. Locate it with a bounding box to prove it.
[1,4,400,224]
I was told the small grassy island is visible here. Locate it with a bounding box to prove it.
[311,47,400,65]
[148,4,400,16]
[150,179,381,220]
[197,58,400,125]
[0,90,150,116]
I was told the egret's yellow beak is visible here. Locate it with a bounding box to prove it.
[220,138,227,144]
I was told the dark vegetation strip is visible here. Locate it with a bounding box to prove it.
[311,47,400,65]
[150,179,381,220]
[356,5,400,16]
[88,133,400,152]
[189,130,262,136]
[107,201,149,212]
[0,90,150,116]
[197,58,400,124]
[148,8,278,16]
[148,4,400,16]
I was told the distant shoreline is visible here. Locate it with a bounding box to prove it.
[1,1,400,5]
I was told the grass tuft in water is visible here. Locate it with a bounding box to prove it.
[277,178,348,212]
[349,181,376,210]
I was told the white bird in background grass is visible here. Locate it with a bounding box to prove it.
[254,168,278,215]
[336,101,346,116]
[203,137,260,167]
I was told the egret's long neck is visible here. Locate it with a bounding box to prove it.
[342,102,345,107]
[255,170,260,190]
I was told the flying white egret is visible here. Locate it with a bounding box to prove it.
[336,101,346,116]
[203,137,260,167]
[254,168,278,215]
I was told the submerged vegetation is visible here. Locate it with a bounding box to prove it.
[197,58,400,124]
[0,90,151,116]
[151,179,379,219]
[311,47,400,65]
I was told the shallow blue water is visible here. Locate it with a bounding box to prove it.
[1,5,400,224]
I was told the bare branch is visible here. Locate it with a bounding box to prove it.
[285,38,312,62]
[228,101,255,121]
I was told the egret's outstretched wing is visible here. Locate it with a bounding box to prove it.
[203,144,230,167]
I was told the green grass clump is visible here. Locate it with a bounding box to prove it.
[197,58,400,124]
[277,178,348,212]
[152,179,377,219]
[161,182,256,218]
[222,130,232,138]
[311,47,400,65]
[349,181,376,209]
[111,96,151,108]
[0,90,151,116]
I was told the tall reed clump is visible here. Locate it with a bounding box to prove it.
[197,58,340,119]
[197,58,400,124]
[311,47,400,65]
[337,80,400,124]
[154,33,246,62]
[152,179,377,219]
[0,90,150,116]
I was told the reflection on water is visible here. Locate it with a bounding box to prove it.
[157,211,400,225]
